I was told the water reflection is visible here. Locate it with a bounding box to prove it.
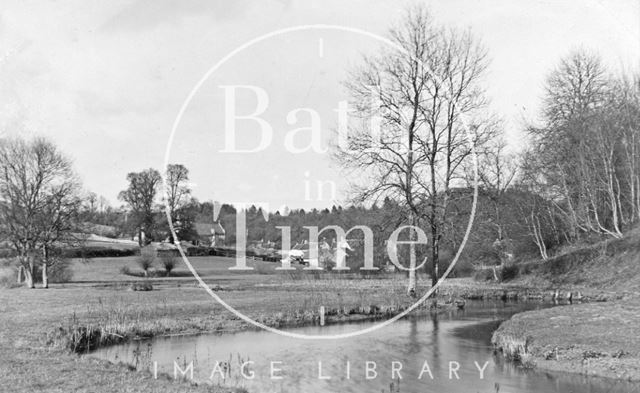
[90,301,637,393]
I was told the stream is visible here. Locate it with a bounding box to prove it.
[89,300,636,393]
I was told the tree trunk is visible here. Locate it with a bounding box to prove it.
[169,222,176,244]
[25,261,35,289]
[431,242,439,307]
[42,246,49,289]
[431,238,439,287]
[407,243,416,297]
[42,263,49,289]
[17,265,23,284]
[406,213,417,297]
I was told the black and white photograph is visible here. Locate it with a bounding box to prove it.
[1,1,639,392]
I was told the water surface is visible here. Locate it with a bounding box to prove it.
[90,301,637,393]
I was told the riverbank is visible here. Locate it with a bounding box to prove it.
[492,229,640,382]
[492,298,640,381]
[0,255,625,392]
[0,277,532,390]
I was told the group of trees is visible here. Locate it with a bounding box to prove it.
[0,134,196,288]
[334,6,640,293]
[0,138,82,288]
[116,164,197,246]
[521,51,640,253]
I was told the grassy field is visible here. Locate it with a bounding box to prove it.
[1,252,633,392]
[0,255,482,393]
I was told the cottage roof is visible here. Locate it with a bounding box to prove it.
[194,222,225,236]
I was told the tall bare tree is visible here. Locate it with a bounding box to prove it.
[617,74,640,222]
[0,137,82,288]
[164,164,191,243]
[336,6,493,296]
[118,168,161,246]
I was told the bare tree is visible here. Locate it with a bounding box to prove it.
[86,192,98,213]
[336,6,493,296]
[527,50,640,241]
[164,164,191,243]
[617,74,640,222]
[476,137,518,242]
[118,169,162,246]
[542,50,608,124]
[0,137,82,288]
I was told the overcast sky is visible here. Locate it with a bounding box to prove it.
[1,0,638,210]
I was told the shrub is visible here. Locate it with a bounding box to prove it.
[129,281,153,291]
[500,263,520,282]
[137,246,156,276]
[160,255,177,276]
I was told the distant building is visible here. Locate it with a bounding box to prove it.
[290,240,333,265]
[194,222,226,246]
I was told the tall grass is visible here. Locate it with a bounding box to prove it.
[492,332,535,368]
[51,275,433,354]
[51,297,189,352]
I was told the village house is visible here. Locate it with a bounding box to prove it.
[194,222,226,246]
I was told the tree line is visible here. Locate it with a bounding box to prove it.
[2,6,639,292]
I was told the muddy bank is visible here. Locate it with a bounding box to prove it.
[492,299,640,382]
[59,279,621,354]
[439,279,624,302]
[60,298,463,353]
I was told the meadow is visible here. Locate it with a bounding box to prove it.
[0,255,494,393]
[1,253,616,392]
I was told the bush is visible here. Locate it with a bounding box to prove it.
[129,281,153,291]
[500,263,520,282]
[160,255,177,276]
[137,246,156,276]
